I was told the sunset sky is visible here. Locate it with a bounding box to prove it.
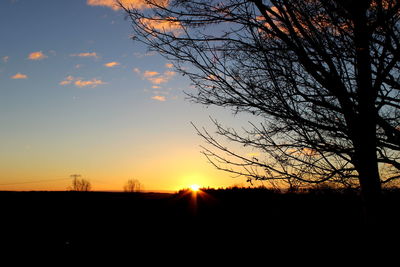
[0,0,255,191]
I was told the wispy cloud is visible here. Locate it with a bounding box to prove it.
[139,17,182,35]
[59,75,106,88]
[59,75,75,85]
[133,51,156,58]
[133,66,178,101]
[11,73,28,79]
[147,76,168,85]
[151,95,166,102]
[75,78,105,88]
[70,52,98,58]
[87,0,168,10]
[3,56,9,63]
[133,68,141,74]
[134,68,176,85]
[164,71,176,77]
[28,51,47,60]
[143,71,159,78]
[150,70,176,84]
[104,61,120,68]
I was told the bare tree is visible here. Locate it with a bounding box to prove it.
[69,174,91,192]
[121,0,400,222]
[123,179,142,192]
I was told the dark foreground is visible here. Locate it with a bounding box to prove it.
[2,188,400,260]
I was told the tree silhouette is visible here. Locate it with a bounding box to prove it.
[123,179,142,192]
[69,174,91,192]
[121,0,400,222]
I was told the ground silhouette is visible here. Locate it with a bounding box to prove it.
[2,188,399,259]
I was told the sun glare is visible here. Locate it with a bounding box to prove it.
[190,184,201,192]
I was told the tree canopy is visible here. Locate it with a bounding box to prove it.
[121,0,400,207]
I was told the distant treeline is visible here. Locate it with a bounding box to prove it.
[178,185,400,195]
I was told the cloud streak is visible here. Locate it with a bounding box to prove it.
[143,71,159,78]
[87,0,168,10]
[59,76,106,88]
[134,68,176,85]
[104,61,120,68]
[11,73,28,79]
[70,52,98,58]
[75,79,105,88]
[28,51,47,60]
[151,95,166,102]
[59,75,75,85]
[139,17,182,35]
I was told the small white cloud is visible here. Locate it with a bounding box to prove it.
[11,73,28,79]
[87,0,123,10]
[143,70,159,78]
[133,51,156,58]
[151,95,166,102]
[164,71,176,77]
[148,76,168,84]
[59,75,75,85]
[70,52,98,58]
[87,0,168,10]
[149,70,176,84]
[104,61,120,68]
[59,76,106,88]
[139,17,182,36]
[28,51,47,60]
[3,56,9,63]
[74,78,106,88]
[134,67,176,85]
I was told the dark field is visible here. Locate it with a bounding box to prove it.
[2,188,400,258]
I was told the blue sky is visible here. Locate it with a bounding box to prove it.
[0,0,254,191]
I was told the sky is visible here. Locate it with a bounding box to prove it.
[0,0,256,192]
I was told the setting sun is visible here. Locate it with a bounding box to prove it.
[190,184,201,192]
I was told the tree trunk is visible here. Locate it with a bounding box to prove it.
[354,138,382,226]
[351,1,382,225]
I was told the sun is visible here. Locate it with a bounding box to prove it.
[190,184,201,192]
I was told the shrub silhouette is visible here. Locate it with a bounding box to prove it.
[68,175,91,192]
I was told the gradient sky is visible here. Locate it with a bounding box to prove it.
[0,0,255,192]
